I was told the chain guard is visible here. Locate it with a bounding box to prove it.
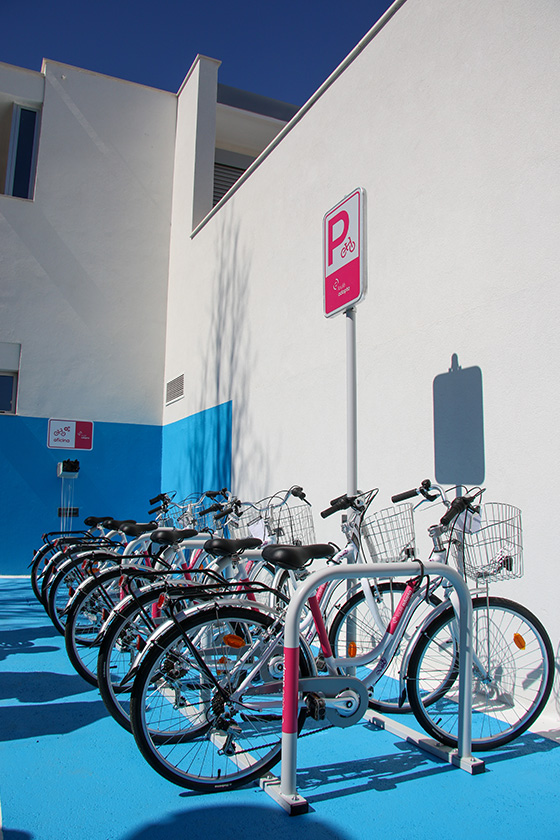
[299,676,369,728]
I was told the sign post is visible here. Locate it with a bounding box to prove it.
[323,189,366,496]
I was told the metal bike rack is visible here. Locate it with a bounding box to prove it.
[260,562,485,815]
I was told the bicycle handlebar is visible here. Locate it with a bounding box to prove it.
[214,503,239,521]
[391,479,482,526]
[320,495,355,518]
[391,479,438,505]
[199,503,223,516]
[440,495,477,526]
[391,488,419,503]
[149,493,167,506]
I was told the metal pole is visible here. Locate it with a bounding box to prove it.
[346,306,358,496]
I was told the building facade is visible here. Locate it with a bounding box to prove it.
[1,0,559,725]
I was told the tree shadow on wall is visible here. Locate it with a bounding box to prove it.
[189,211,271,496]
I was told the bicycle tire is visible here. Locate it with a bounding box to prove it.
[97,583,193,731]
[406,596,554,750]
[40,542,107,608]
[38,548,72,607]
[30,542,67,602]
[130,603,311,792]
[46,552,120,634]
[328,581,441,712]
[65,564,153,684]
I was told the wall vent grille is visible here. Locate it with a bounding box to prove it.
[58,507,79,518]
[166,374,184,405]
[213,162,245,206]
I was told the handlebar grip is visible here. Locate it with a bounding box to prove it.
[391,488,419,503]
[149,493,166,506]
[199,503,222,516]
[149,506,162,515]
[214,505,233,521]
[321,497,351,518]
[440,496,473,527]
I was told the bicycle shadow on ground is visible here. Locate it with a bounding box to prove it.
[296,741,452,802]
[474,730,560,764]
[1,829,34,840]
[0,699,108,740]
[0,670,93,703]
[0,625,60,663]
[295,728,560,804]
[121,804,351,840]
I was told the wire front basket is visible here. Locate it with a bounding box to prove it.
[451,502,523,583]
[361,504,415,563]
[231,502,316,546]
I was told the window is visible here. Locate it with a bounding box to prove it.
[1,103,40,200]
[0,372,17,414]
[0,342,21,414]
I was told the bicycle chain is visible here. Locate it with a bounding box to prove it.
[226,720,334,756]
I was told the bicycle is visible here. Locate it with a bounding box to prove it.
[124,488,431,791]
[33,490,184,607]
[127,481,554,792]
[92,487,315,729]
[394,483,554,749]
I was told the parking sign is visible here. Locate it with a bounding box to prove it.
[323,188,366,318]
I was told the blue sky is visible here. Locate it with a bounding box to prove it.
[2,0,394,106]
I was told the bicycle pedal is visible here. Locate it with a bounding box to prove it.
[315,654,328,672]
[305,692,326,721]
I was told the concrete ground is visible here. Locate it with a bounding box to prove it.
[1,577,559,840]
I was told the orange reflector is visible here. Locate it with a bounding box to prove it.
[348,641,357,658]
[513,633,526,650]
[223,634,245,649]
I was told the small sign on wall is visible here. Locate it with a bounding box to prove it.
[48,419,94,450]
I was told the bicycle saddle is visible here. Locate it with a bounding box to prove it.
[102,518,136,530]
[121,521,159,538]
[149,527,198,545]
[262,543,336,570]
[203,537,262,557]
[84,515,114,527]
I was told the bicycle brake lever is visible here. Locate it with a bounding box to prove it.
[420,489,439,502]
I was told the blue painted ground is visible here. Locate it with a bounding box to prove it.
[1,578,559,840]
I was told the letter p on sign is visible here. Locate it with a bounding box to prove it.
[327,211,349,267]
[323,189,366,318]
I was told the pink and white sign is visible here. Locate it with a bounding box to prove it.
[48,419,94,450]
[323,188,366,318]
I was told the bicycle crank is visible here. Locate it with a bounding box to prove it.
[299,676,369,728]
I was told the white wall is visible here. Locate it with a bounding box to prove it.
[164,0,560,725]
[0,60,176,425]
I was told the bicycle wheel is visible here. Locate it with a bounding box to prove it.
[328,581,441,712]
[406,596,554,750]
[39,541,104,607]
[97,583,193,731]
[130,603,311,792]
[65,565,153,684]
[30,541,68,602]
[46,552,120,634]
